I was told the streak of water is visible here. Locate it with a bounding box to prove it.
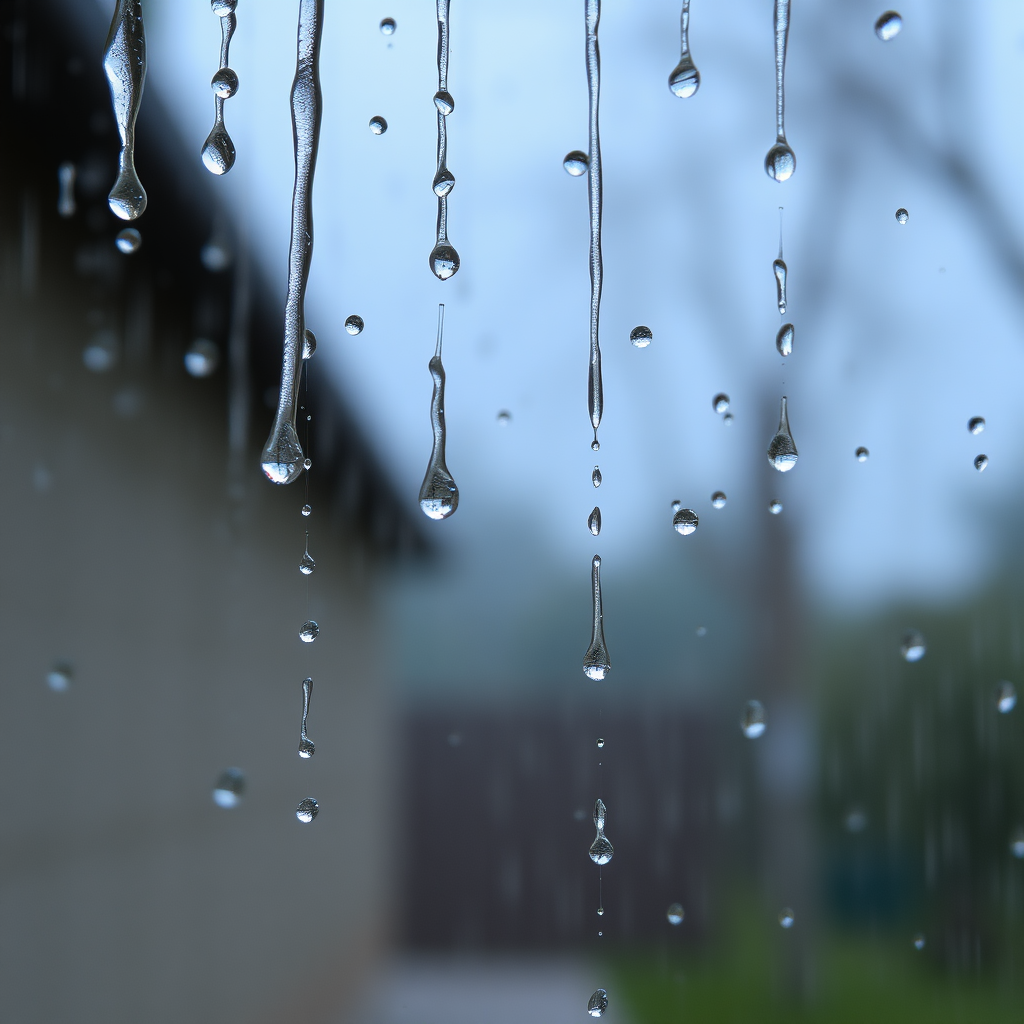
[299,676,315,757]
[588,506,601,536]
[429,0,460,279]
[773,258,787,314]
[202,0,238,175]
[103,0,147,219]
[668,1,700,98]
[776,322,793,355]
[767,396,798,471]
[585,0,604,451]
[589,799,614,864]
[764,0,795,181]
[261,0,323,485]
[419,304,459,520]
[583,554,610,680]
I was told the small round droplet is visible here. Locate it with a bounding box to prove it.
[769,499,783,515]
[845,807,867,833]
[212,767,245,809]
[671,500,682,512]
[778,908,795,929]
[299,551,315,575]
[968,416,985,435]
[996,681,1017,714]
[913,933,926,951]
[184,338,220,378]
[741,699,766,738]
[302,328,317,359]
[630,325,653,349]
[592,466,602,488]
[588,506,601,536]
[115,227,142,254]
[429,242,460,280]
[666,903,685,926]
[299,620,319,643]
[776,323,794,357]
[856,446,869,462]
[588,990,608,1018]
[668,59,700,99]
[711,491,727,509]
[695,625,707,637]
[563,150,588,176]
[303,457,312,470]
[895,207,909,225]
[46,663,72,692]
[433,90,454,115]
[764,142,796,183]
[211,67,239,98]
[596,737,605,748]
[344,314,364,336]
[591,439,600,452]
[597,906,604,915]
[975,454,988,472]
[1011,827,1024,859]
[875,11,902,41]
[369,115,387,135]
[672,508,698,536]
[380,17,396,34]
[301,504,312,517]
[713,393,730,414]
[295,797,319,823]
[900,630,926,662]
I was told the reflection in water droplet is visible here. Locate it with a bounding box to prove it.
[302,328,317,359]
[711,491,727,509]
[589,799,613,864]
[968,416,985,435]
[345,315,364,336]
[563,150,588,176]
[295,797,319,823]
[419,305,459,520]
[768,396,798,471]
[596,737,605,748]
[773,258,788,314]
[429,242,460,280]
[115,227,141,254]
[900,630,926,662]
[895,207,909,225]
[996,681,1017,714]
[202,124,236,176]
[212,68,238,100]
[301,503,312,516]
[303,457,312,470]
[589,507,602,536]
[380,16,396,34]
[185,338,220,377]
[592,466,602,488]
[875,10,902,40]
[299,676,315,758]
[856,446,869,462]
[47,662,73,692]
[212,767,245,808]
[497,410,511,424]
[672,508,698,536]
[369,115,388,135]
[597,906,604,915]
[975,454,988,472]
[299,533,315,575]
[666,903,685,926]
[913,933,926,950]
[741,699,766,738]
[299,619,319,643]
[1010,827,1024,859]
[769,499,783,515]
[588,989,609,1017]
[583,555,611,681]
[104,0,148,219]
[591,438,600,452]
[776,322,793,356]
[779,908,795,928]
[668,1,700,97]
[713,393,730,414]
[629,325,652,348]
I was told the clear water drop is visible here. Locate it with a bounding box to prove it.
[433,89,454,115]
[104,0,148,219]
[975,454,988,472]
[855,446,870,462]
[369,115,387,135]
[588,506,602,536]
[672,508,699,536]
[996,681,1017,714]
[583,555,610,681]
[592,466,602,488]
[563,150,588,176]
[895,207,909,225]
[201,125,236,175]
[345,314,364,336]
[765,143,795,182]
[713,393,730,414]
[671,499,682,512]
[419,305,459,520]
[212,767,245,808]
[875,11,902,40]
[299,619,319,643]
[380,16,396,34]
[741,699,766,738]
[596,737,605,748]
[211,67,238,98]
[711,491,726,509]
[773,258,788,314]
[769,499,783,515]
[301,503,312,516]
[1011,827,1024,859]
[497,410,511,424]
[913,933,926,950]
[46,662,72,692]
[184,338,220,378]
[299,676,315,758]
[776,322,793,356]
[591,438,601,452]
[303,457,312,470]
[434,166,456,194]
[779,908,795,928]
[429,242,461,281]
[900,630,926,662]
[299,534,315,575]
[589,799,614,864]
[588,989,609,1017]
[302,328,316,360]
[115,227,141,254]
[668,0,700,97]
[295,797,319,823]
[968,416,985,435]
[666,903,685,926]
[630,325,652,348]
[767,396,798,471]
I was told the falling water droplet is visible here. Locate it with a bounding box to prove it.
[303,457,312,470]
[295,797,319,823]
[589,799,614,864]
[713,393,730,414]
[588,989,609,1017]
[974,454,989,472]
[666,903,685,925]
[630,325,653,348]
[592,466,602,488]
[913,933,926,950]
[668,0,700,97]
[900,630,926,662]
[996,681,1017,713]
[563,150,588,176]
[588,507,602,536]
[591,438,601,452]
[764,0,795,181]
[202,0,239,174]
[212,767,245,808]
[776,323,793,356]
[184,338,220,378]
[711,491,727,509]
[46,662,73,692]
[211,67,238,98]
[779,908,795,928]
[302,328,317,359]
[596,737,605,748]
[672,508,698,536]
[773,258,788,314]
[853,446,869,462]
[597,906,604,915]
[767,396,798,471]
[497,410,511,424]
[671,500,682,512]
[419,305,459,520]
[299,676,315,757]
[104,0,148,219]
[299,619,319,643]
[115,227,142,254]
[380,16,396,34]
[369,115,388,135]
[299,534,315,575]
[301,503,312,516]
[583,555,611,681]
[875,10,902,40]
[344,314,364,336]
[968,416,985,435]
[429,2,459,280]
[1010,827,1024,859]
[429,243,460,280]
[57,161,76,218]
[895,207,909,225]
[585,0,605,450]
[741,699,766,737]
[768,499,783,515]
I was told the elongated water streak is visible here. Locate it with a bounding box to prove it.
[429,0,459,279]
[261,0,323,485]
[419,304,459,519]
[583,553,610,680]
[202,0,239,175]
[103,0,147,220]
[299,676,315,757]
[764,0,795,181]
[585,0,603,450]
[668,1,700,98]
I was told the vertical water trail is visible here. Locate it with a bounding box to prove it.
[668,1,700,98]
[419,304,459,519]
[261,0,323,485]
[763,0,795,181]
[202,0,239,175]
[585,0,604,451]
[103,0,147,220]
[429,0,460,279]
[57,162,76,218]
[583,554,610,680]
[299,676,315,757]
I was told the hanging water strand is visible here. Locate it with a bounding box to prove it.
[585,0,604,452]
[764,0,795,181]
[668,0,700,98]
[103,0,147,220]
[202,0,239,175]
[583,554,610,680]
[298,676,315,758]
[767,395,798,471]
[261,0,323,485]
[428,0,459,280]
[419,304,459,520]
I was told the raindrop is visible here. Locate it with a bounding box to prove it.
[104,0,147,219]
[666,903,685,926]
[344,314,364,336]
[83,330,118,373]
[302,328,317,359]
[596,737,605,748]
[299,619,319,643]
[301,504,312,516]
[974,454,988,472]
[895,207,909,225]
[592,438,601,452]
[764,0,795,181]
[369,115,387,135]
[588,990,609,1018]
[303,457,312,470]
[779,908,795,929]
[668,0,700,98]
[585,0,604,451]
[767,396,798,471]
[875,10,902,40]
[115,227,141,254]
[588,507,602,536]
[184,338,220,378]
[299,676,315,757]
[913,934,926,950]
[299,533,315,575]
[968,416,985,435]
[212,767,245,808]
[996,681,1017,714]
[856,446,869,462]
[563,150,588,176]
[429,2,459,279]
[900,630,926,662]
[1011,827,1024,859]
[773,258,788,314]
[589,798,614,864]
[419,304,459,520]
[46,663,72,692]
[583,555,611,681]
[769,499,783,515]
[630,325,653,348]
[845,807,867,833]
[713,393,730,414]
[711,491,727,509]
[57,161,76,218]
[741,699,766,738]
[497,410,511,424]
[592,466,602,488]
[597,906,604,916]
[295,797,319,823]
[672,508,699,536]
[776,322,793,356]
[380,16,396,34]
[211,67,238,99]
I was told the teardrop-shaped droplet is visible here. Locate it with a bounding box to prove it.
[765,142,796,182]
[875,10,902,40]
[779,908,795,928]
[666,903,684,926]
[303,457,312,470]
[773,258,788,314]
[855,446,869,462]
[115,227,142,254]
[583,555,610,681]
[429,242,460,281]
[432,166,455,197]
[433,89,454,115]
[588,507,601,536]
[711,491,727,509]
[589,799,614,864]
[713,393,730,414]
[968,416,985,435]
[201,124,236,175]
[776,322,793,356]
[974,454,989,472]
[592,466,602,488]
[563,150,588,176]
[211,66,239,98]
[299,619,319,643]
[900,629,926,662]
[767,396,798,472]
[301,503,312,516]
[380,16,396,34]
[895,207,909,225]
[295,797,319,823]
[302,328,317,360]
[212,767,246,808]
[369,114,387,135]
[299,549,315,575]
[588,990,609,1017]
[419,305,459,520]
[768,499,783,515]
[996,681,1017,714]
[630,325,653,348]
[672,508,698,536]
[345,315,364,336]
[299,676,315,758]
[741,699,766,738]
[668,58,700,98]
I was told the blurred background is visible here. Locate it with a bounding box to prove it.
[2,0,1024,1020]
